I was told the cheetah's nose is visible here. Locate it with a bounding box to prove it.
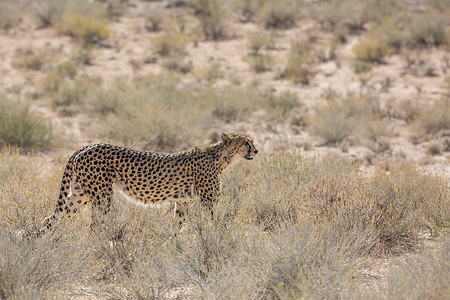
[254,150,258,154]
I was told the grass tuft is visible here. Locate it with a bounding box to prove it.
[0,95,53,150]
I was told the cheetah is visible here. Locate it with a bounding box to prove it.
[41,133,258,233]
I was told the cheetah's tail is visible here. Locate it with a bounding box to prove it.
[39,159,75,235]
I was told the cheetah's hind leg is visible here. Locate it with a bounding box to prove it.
[40,177,89,235]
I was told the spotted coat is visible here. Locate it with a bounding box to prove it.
[42,133,258,232]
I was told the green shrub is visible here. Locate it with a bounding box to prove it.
[0,0,22,30]
[0,96,53,150]
[56,14,111,45]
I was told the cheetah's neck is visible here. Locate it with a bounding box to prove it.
[191,142,232,174]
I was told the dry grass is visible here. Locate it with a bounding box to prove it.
[1,151,448,299]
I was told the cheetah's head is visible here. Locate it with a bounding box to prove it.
[221,133,258,161]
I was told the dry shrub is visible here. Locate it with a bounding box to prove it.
[381,237,450,299]
[308,0,398,34]
[189,0,229,40]
[56,14,110,45]
[352,34,395,64]
[310,95,387,147]
[281,40,316,84]
[232,0,261,22]
[359,119,392,154]
[104,0,129,19]
[247,30,269,55]
[50,76,103,109]
[0,0,22,30]
[31,0,66,27]
[426,141,445,156]
[309,98,357,145]
[144,8,167,32]
[396,99,422,123]
[258,0,298,29]
[247,53,273,73]
[13,46,54,71]
[153,29,189,57]
[414,98,450,135]
[89,75,300,150]
[195,61,222,85]
[352,59,373,73]
[405,13,448,48]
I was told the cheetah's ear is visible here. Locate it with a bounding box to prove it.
[221,133,232,147]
